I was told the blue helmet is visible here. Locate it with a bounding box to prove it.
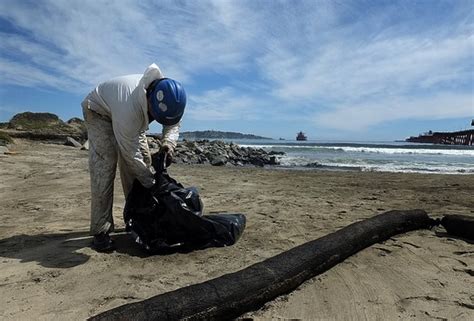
[147,78,186,126]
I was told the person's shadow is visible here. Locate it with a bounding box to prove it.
[0,228,148,268]
[0,226,229,269]
[0,230,94,268]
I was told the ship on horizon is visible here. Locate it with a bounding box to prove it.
[296,131,307,141]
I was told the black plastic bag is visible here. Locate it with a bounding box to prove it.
[123,154,246,253]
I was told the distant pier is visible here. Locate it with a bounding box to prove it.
[406,129,474,146]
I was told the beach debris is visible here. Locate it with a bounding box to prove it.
[123,153,246,253]
[89,210,435,321]
[64,136,82,148]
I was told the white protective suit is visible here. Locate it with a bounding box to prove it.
[81,63,180,235]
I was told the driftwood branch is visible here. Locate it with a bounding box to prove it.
[90,210,434,321]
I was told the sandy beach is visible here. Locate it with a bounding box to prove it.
[0,140,473,320]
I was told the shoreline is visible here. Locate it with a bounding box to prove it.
[273,164,474,175]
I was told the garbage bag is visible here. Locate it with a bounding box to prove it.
[123,153,246,253]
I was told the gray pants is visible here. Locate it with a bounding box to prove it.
[82,106,151,235]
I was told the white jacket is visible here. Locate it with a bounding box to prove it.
[82,63,180,188]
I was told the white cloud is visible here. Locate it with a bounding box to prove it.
[260,27,473,104]
[187,87,262,121]
[0,0,259,90]
[0,0,472,129]
[315,93,474,131]
[0,57,79,89]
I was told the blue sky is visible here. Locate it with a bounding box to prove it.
[0,0,473,140]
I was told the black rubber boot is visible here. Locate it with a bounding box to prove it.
[92,233,115,252]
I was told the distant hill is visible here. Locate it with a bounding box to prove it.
[180,130,272,140]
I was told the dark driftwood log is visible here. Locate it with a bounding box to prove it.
[90,210,434,321]
[441,214,474,241]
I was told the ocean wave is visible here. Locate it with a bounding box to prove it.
[278,156,474,174]
[239,144,474,156]
[327,146,474,156]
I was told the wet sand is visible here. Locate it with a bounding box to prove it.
[0,140,473,320]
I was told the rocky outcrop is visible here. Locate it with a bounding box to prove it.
[9,112,66,131]
[1,112,87,142]
[149,138,284,167]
